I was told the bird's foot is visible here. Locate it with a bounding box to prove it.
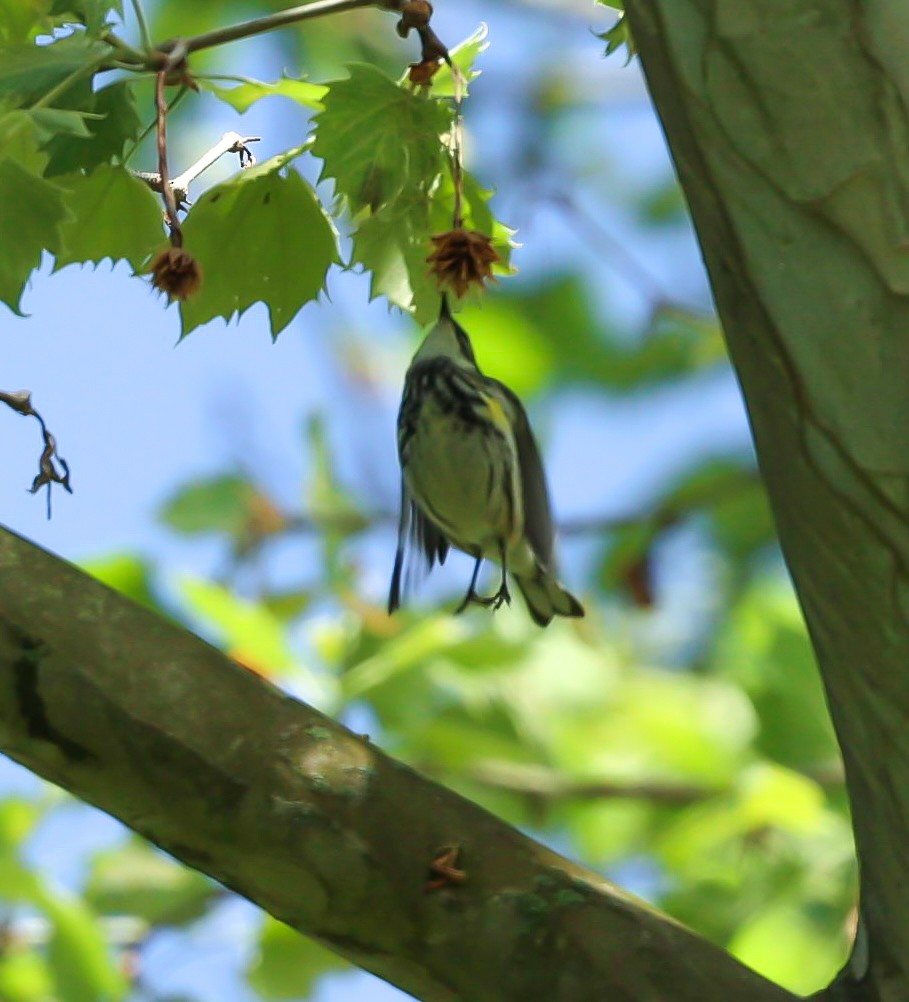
[490,580,511,610]
[455,588,497,614]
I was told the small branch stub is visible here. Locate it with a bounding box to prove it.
[0,391,72,518]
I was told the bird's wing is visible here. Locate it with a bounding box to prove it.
[491,379,555,568]
[388,479,450,614]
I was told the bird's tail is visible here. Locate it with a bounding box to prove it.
[514,569,584,628]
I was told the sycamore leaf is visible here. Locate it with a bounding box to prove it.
[314,63,513,318]
[0,34,109,104]
[200,74,326,113]
[29,107,95,142]
[351,194,433,318]
[0,0,49,43]
[49,0,123,35]
[179,149,339,337]
[312,63,449,214]
[598,12,636,62]
[44,80,141,176]
[351,167,513,323]
[53,165,162,271]
[0,157,70,314]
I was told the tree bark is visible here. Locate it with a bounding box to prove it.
[0,525,795,1000]
[624,3,909,1000]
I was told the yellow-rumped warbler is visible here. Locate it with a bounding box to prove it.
[388,297,584,627]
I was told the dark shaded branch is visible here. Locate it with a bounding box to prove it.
[0,525,795,1002]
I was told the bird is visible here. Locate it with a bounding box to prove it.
[388,297,584,627]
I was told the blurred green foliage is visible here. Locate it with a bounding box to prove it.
[0,0,856,999]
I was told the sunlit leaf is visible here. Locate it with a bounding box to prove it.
[86,839,216,926]
[248,917,348,999]
[80,553,162,614]
[160,474,260,536]
[729,902,847,994]
[313,63,449,214]
[179,577,294,673]
[179,149,339,337]
[42,891,128,1002]
[200,74,326,113]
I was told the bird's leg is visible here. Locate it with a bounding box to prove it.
[455,557,494,613]
[489,543,511,610]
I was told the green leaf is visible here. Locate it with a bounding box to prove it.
[177,577,300,680]
[351,166,513,323]
[456,298,554,396]
[179,150,339,337]
[314,63,513,318]
[350,195,434,317]
[598,12,636,63]
[200,74,326,113]
[728,902,845,993]
[0,0,51,44]
[160,474,259,536]
[0,156,70,314]
[312,63,449,215]
[51,0,122,35]
[0,951,54,1002]
[53,165,163,271]
[79,553,161,613]
[41,891,128,1002]
[736,763,825,835]
[43,81,141,176]
[85,839,215,926]
[713,580,840,769]
[29,107,94,141]
[248,918,348,999]
[0,34,109,104]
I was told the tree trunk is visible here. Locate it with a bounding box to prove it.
[625,3,909,1000]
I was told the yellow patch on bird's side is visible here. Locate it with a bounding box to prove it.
[482,393,511,436]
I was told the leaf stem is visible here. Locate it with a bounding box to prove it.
[155,69,182,245]
[122,86,189,166]
[168,0,403,56]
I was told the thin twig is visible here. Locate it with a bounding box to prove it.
[122,86,189,166]
[129,0,153,52]
[0,391,72,519]
[540,187,709,316]
[134,132,261,208]
[172,132,261,190]
[163,0,404,57]
[155,65,182,244]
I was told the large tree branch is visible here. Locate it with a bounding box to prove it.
[0,525,794,1001]
[625,3,909,1000]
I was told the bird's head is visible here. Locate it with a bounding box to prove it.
[410,297,479,370]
